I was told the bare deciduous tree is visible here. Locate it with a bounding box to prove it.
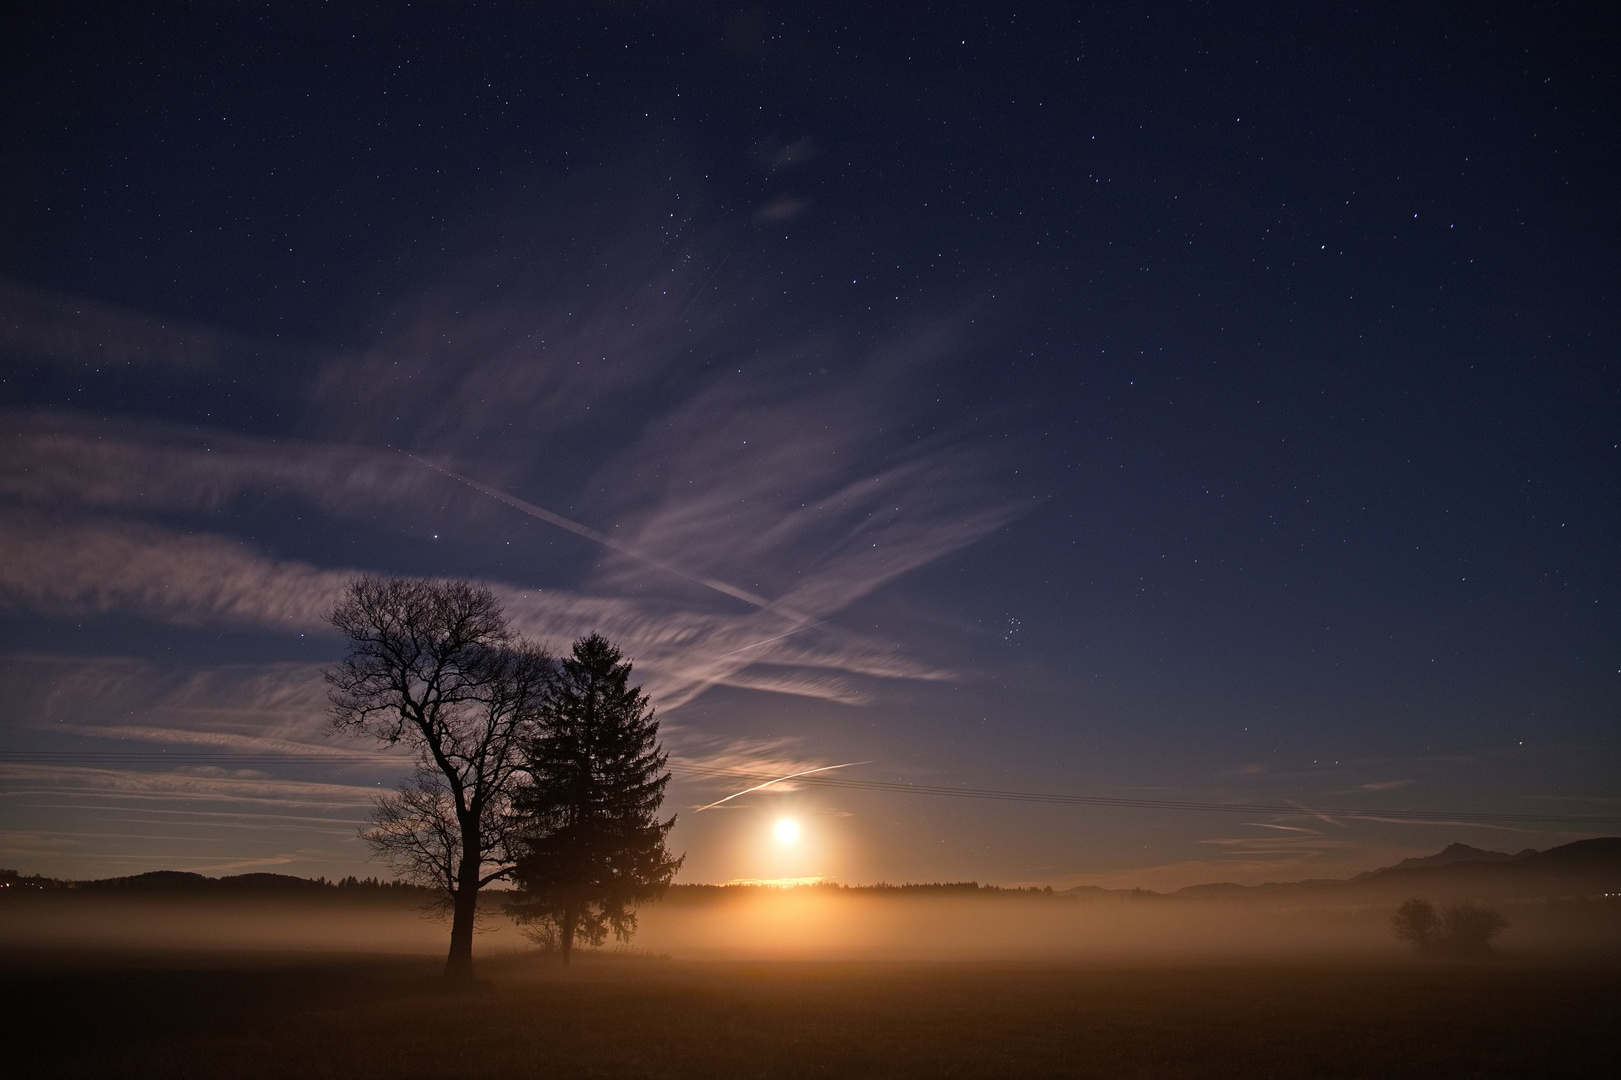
[327,577,551,981]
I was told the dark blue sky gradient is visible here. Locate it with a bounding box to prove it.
[1,2,1615,887]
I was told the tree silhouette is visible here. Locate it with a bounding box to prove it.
[1438,901,1508,955]
[326,577,551,981]
[1392,897,1441,951]
[1392,896,1507,956]
[507,633,682,964]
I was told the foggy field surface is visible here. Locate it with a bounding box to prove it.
[5,893,1620,1078]
[5,888,1619,961]
[0,894,534,954]
[4,949,1619,1080]
[628,889,1621,962]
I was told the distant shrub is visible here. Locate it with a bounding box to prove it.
[1392,897,1507,956]
[1392,897,1441,950]
[1437,902,1509,955]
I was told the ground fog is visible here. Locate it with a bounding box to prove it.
[5,887,1617,962]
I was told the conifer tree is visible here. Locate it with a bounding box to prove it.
[508,633,682,964]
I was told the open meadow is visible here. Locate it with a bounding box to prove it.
[4,887,1619,1078]
[4,948,1618,1079]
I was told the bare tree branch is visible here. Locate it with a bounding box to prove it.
[326,576,552,981]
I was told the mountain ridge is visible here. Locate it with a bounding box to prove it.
[7,838,1618,903]
[1153,837,1621,902]
[1378,842,1533,872]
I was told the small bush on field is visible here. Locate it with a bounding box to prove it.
[1392,897,1507,956]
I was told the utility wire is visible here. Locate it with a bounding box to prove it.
[668,763,1621,827]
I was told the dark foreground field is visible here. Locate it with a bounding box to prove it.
[4,951,1618,1079]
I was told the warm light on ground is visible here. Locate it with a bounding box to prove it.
[773,818,801,845]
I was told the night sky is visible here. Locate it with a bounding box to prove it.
[2,2,1616,890]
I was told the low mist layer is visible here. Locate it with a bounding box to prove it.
[6,886,1616,963]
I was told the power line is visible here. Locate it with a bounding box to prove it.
[669,764,1621,827]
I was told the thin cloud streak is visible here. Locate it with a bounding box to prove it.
[0,510,348,631]
[395,448,799,618]
[1,198,1041,880]
[4,272,1026,720]
[312,185,734,459]
[692,761,869,813]
[583,322,1023,615]
[0,763,381,808]
[67,725,406,762]
[3,656,361,765]
[7,803,369,827]
[0,412,449,522]
[9,815,360,837]
[4,420,1000,708]
[0,515,953,712]
[0,277,225,369]
[668,734,839,807]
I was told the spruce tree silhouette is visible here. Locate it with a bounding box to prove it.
[326,577,552,982]
[508,634,683,964]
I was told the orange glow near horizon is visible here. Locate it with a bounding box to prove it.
[716,800,845,887]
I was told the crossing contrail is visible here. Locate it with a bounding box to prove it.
[706,620,828,659]
[392,448,818,627]
[676,251,730,322]
[692,761,871,812]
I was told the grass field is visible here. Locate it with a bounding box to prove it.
[5,949,1617,1078]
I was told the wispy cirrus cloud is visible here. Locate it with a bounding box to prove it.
[1198,833,1346,858]
[581,318,1022,610]
[311,187,731,463]
[0,161,1042,882]
[0,497,978,709]
[2,655,342,751]
[0,510,348,631]
[67,726,406,763]
[0,277,226,369]
[0,411,443,519]
[0,762,381,808]
[666,733,838,805]
[3,196,1028,725]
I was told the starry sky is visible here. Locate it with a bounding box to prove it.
[1,2,1616,890]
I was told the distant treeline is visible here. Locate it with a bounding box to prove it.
[10,834,1615,903]
[0,873,1216,903]
[661,882,1071,901]
[0,868,436,897]
[0,871,1078,901]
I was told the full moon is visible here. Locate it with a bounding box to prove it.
[773,818,801,845]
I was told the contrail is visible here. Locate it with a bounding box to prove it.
[392,448,816,626]
[676,251,730,322]
[706,620,827,660]
[670,765,1621,826]
[692,761,870,812]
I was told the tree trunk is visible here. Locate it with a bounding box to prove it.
[561,901,576,967]
[444,825,482,982]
